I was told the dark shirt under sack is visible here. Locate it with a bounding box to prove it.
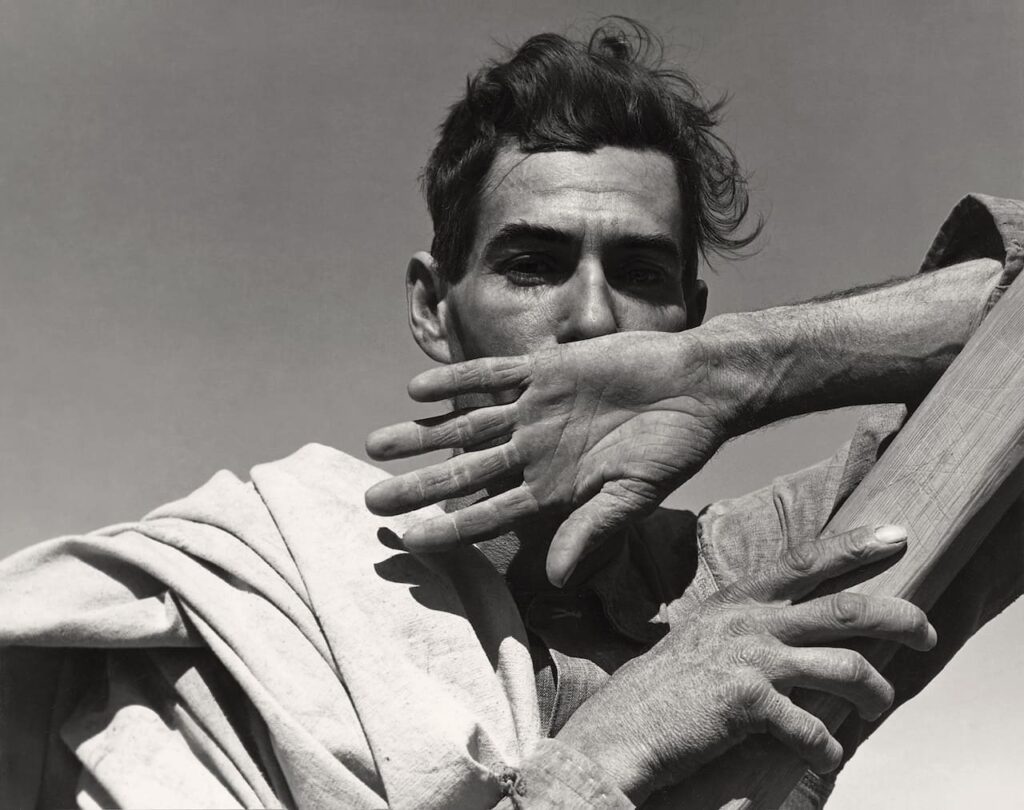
[514,194,1024,808]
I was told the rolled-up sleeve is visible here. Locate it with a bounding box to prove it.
[692,194,1024,807]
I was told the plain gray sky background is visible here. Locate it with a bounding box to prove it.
[2,1,1022,806]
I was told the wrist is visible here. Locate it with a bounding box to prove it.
[555,703,656,804]
[691,311,790,435]
[697,259,1005,431]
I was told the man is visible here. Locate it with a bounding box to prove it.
[1,19,1021,809]
[361,20,1024,805]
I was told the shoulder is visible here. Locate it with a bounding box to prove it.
[146,441,434,541]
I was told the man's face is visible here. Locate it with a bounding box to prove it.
[442,145,702,361]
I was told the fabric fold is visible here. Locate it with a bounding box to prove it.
[0,444,541,809]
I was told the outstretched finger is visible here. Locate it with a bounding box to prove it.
[364,443,523,516]
[732,525,909,604]
[546,482,649,587]
[400,485,540,550]
[407,356,531,402]
[365,404,518,460]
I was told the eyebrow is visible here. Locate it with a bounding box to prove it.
[484,222,682,264]
[484,223,575,252]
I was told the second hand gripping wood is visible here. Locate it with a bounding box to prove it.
[649,272,1024,809]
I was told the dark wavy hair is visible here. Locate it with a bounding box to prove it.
[422,18,761,286]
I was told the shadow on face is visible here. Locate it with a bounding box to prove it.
[407,145,708,410]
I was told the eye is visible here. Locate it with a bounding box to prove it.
[499,254,564,286]
[616,262,666,287]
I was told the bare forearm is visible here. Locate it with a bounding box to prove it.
[702,258,1006,433]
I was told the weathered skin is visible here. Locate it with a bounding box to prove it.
[365,145,1004,799]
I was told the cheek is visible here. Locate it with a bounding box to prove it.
[617,297,688,333]
[449,283,562,359]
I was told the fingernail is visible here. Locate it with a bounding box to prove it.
[925,622,938,650]
[553,562,577,589]
[874,525,907,544]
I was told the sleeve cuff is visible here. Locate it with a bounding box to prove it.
[495,738,634,809]
[983,239,1024,316]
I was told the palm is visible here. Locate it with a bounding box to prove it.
[365,331,730,584]
[517,346,717,493]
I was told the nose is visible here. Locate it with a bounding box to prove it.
[556,259,618,342]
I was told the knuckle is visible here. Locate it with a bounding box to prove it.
[450,419,469,446]
[721,672,769,734]
[737,673,772,711]
[725,610,757,638]
[703,591,737,617]
[448,465,470,492]
[881,597,927,636]
[831,592,867,626]
[716,582,749,607]
[837,651,869,683]
[782,542,817,574]
[729,638,764,669]
[744,572,776,599]
[841,529,876,561]
[801,717,831,750]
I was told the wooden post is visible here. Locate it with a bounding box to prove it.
[649,273,1024,809]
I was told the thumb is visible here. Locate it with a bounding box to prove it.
[546,482,647,587]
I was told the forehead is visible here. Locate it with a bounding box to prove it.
[474,145,683,246]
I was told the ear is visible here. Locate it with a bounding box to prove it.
[686,278,708,329]
[407,251,453,363]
